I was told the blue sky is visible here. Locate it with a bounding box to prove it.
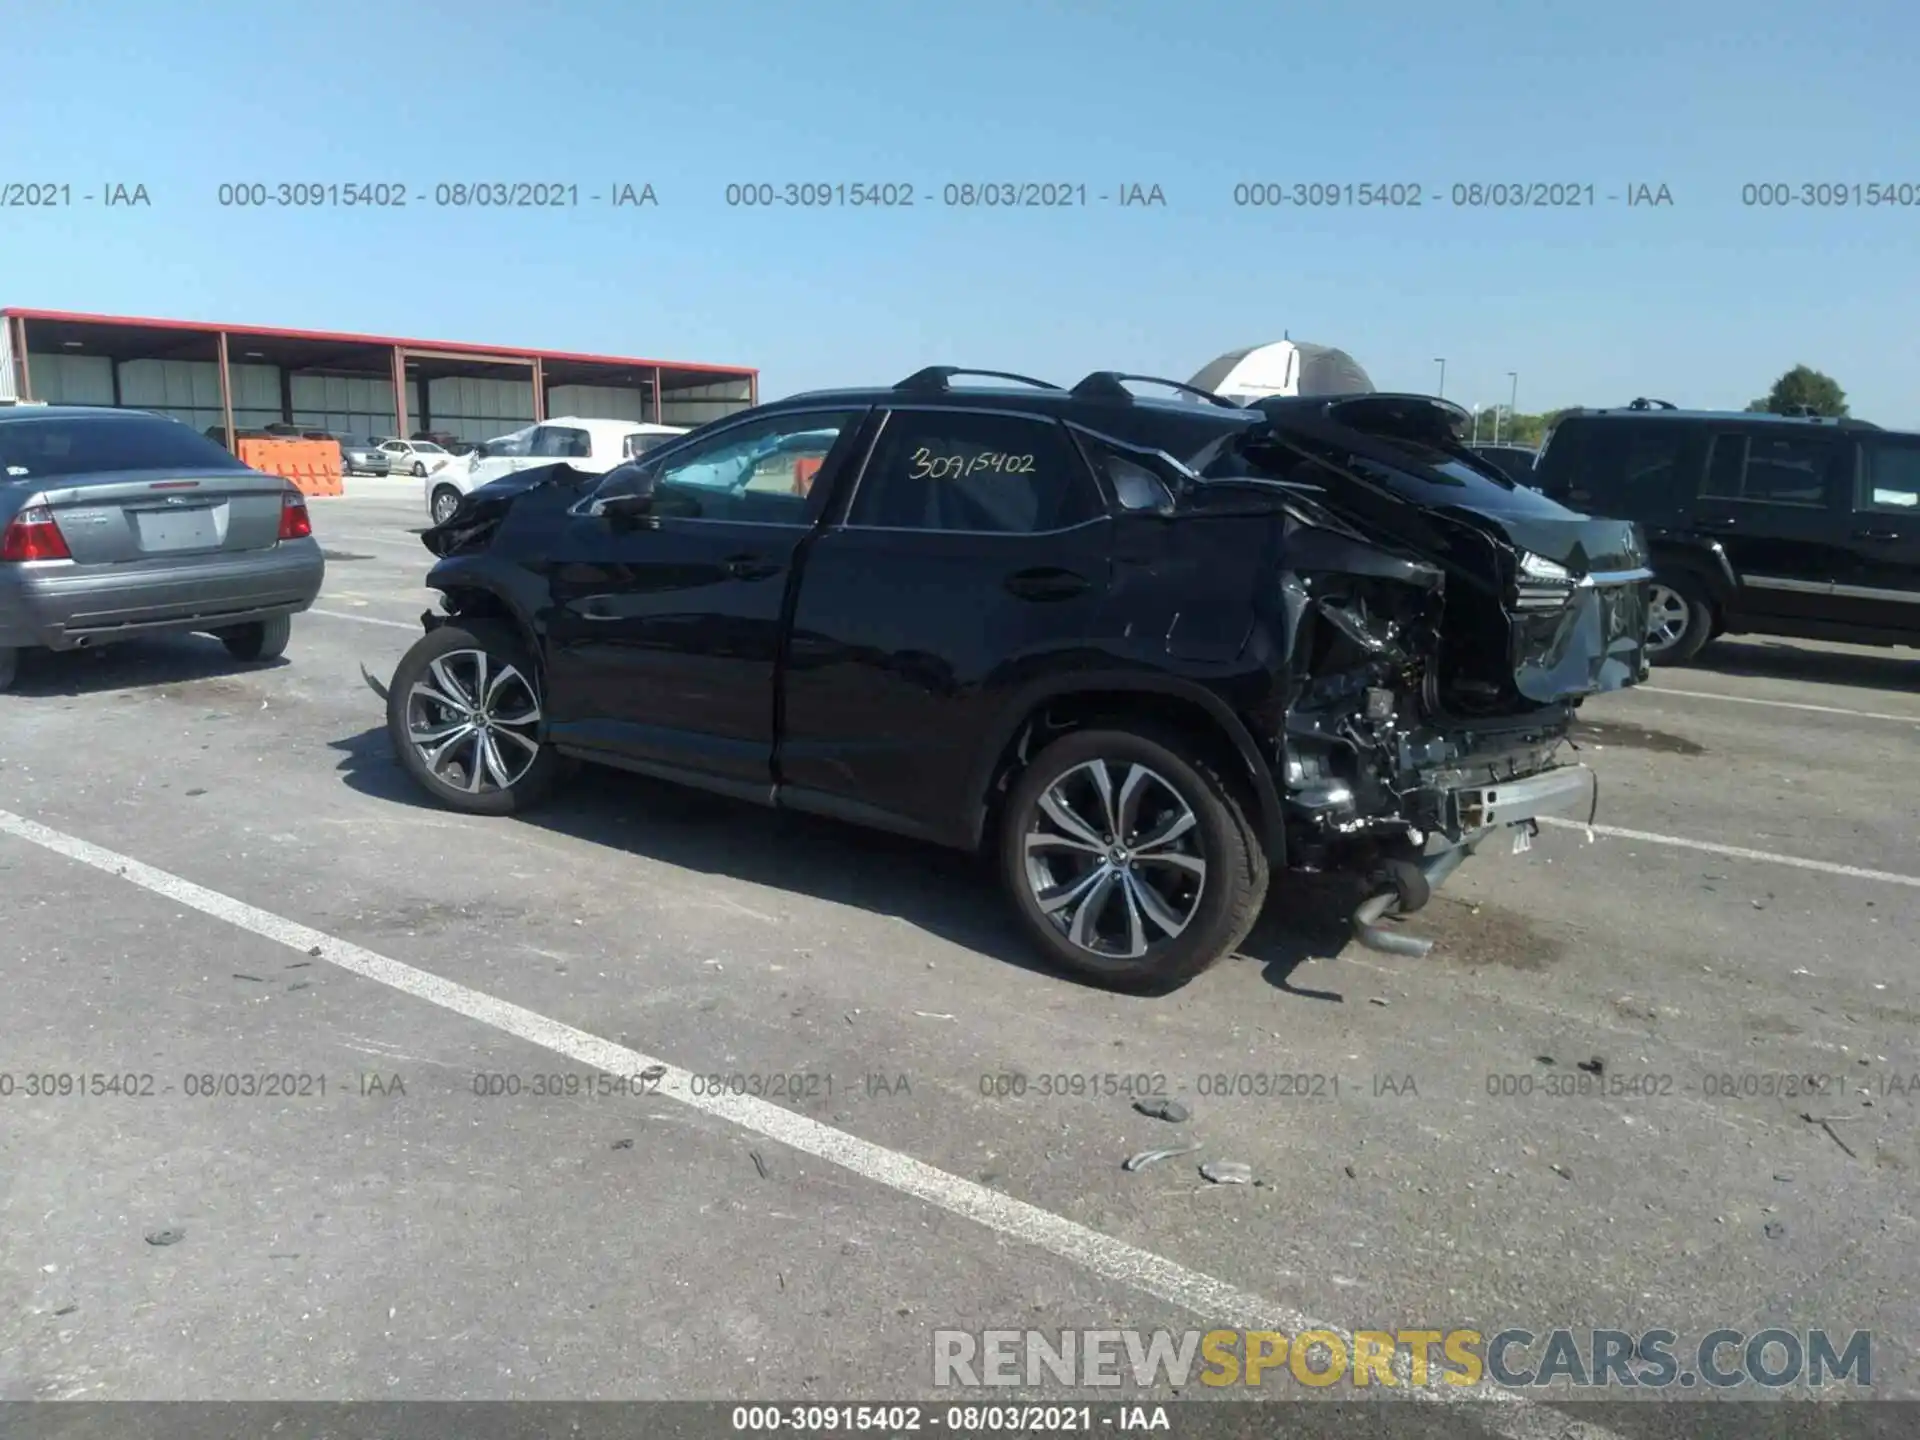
[5,0,1918,422]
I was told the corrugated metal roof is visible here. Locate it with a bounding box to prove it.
[1,307,755,379]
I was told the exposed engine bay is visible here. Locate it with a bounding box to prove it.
[1190,398,1646,954]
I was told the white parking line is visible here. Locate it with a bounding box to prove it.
[1638,685,1920,726]
[0,806,1613,1440]
[1539,817,1920,889]
[309,607,419,631]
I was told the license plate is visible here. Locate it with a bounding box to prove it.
[135,507,219,552]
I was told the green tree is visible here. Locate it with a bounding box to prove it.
[1746,365,1848,417]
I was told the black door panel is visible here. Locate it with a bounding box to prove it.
[543,521,804,782]
[1838,437,1920,637]
[1696,429,1854,625]
[776,406,1116,844]
[541,407,869,786]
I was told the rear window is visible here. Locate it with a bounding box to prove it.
[1537,418,1692,520]
[1346,436,1578,517]
[0,414,250,480]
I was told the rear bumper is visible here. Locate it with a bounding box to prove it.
[0,540,326,650]
[1440,762,1595,842]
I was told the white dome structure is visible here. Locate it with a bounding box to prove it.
[1189,341,1375,403]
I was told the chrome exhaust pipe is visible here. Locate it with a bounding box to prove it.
[1351,840,1477,958]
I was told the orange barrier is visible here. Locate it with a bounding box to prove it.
[235,437,343,497]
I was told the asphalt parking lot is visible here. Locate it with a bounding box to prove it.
[3,483,1917,1423]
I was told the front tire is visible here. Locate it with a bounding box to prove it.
[1645,571,1715,665]
[220,615,291,661]
[430,485,463,525]
[999,728,1268,993]
[387,620,561,815]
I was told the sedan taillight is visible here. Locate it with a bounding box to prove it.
[278,488,313,541]
[0,505,73,562]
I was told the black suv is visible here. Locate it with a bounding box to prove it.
[1534,400,1920,663]
[380,369,1651,991]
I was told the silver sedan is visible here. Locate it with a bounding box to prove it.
[0,406,325,691]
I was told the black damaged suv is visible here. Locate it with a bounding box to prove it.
[382,370,1652,991]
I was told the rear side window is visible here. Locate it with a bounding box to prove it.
[1539,419,1694,520]
[1861,439,1920,512]
[1702,432,1841,507]
[849,410,1101,533]
[0,414,249,479]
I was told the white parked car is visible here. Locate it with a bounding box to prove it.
[378,437,455,478]
[425,416,687,525]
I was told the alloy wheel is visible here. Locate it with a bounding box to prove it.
[404,648,543,793]
[1645,583,1691,654]
[1022,759,1207,959]
[431,490,461,524]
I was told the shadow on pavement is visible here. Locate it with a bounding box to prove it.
[329,725,1364,999]
[1688,638,1920,695]
[4,636,289,698]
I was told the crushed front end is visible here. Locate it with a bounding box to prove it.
[1267,510,1640,956]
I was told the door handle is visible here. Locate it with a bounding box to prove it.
[723,553,782,581]
[1853,528,1901,542]
[1004,567,1091,601]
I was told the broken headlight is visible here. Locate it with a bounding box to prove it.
[1513,549,1575,610]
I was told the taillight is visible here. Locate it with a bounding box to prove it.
[0,505,73,562]
[278,488,313,541]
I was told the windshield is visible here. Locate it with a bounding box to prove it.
[0,414,251,479]
[480,426,536,458]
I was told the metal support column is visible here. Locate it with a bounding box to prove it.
[217,331,237,454]
[653,365,663,423]
[532,357,546,422]
[12,316,34,402]
[391,346,409,439]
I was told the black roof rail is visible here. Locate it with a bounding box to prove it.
[1069,371,1246,408]
[892,367,1060,394]
[1626,397,1678,410]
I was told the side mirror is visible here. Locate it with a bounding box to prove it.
[583,464,659,520]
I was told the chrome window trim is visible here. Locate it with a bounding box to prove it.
[829,515,1112,540]
[1745,574,1920,604]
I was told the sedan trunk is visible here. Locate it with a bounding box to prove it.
[37,468,292,566]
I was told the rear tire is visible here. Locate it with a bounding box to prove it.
[999,727,1268,994]
[430,485,463,525]
[0,646,17,693]
[387,620,561,816]
[412,461,428,478]
[220,615,291,662]
[1645,571,1715,665]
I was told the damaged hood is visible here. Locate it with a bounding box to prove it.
[422,461,595,558]
[1237,394,1652,704]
